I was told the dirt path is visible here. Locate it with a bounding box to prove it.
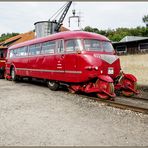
[0,79,148,146]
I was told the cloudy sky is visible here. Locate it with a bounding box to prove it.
[0,2,147,35]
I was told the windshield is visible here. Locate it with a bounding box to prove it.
[84,39,114,52]
[65,39,83,52]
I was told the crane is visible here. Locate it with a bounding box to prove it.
[49,1,72,34]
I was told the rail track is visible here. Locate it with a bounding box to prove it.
[70,93,148,114]
[26,79,148,114]
[9,78,148,115]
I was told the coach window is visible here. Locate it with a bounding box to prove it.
[84,39,102,51]
[0,50,4,58]
[42,41,55,54]
[35,44,41,55]
[65,39,81,52]
[29,45,35,55]
[16,47,27,56]
[10,50,14,58]
[102,41,114,52]
[57,40,64,53]
[15,48,19,56]
[29,44,41,55]
[10,49,16,58]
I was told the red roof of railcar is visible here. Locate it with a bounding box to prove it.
[9,31,110,49]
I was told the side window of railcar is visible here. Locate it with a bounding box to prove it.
[29,44,41,55]
[29,45,35,55]
[10,50,14,58]
[102,42,114,52]
[16,47,28,57]
[0,50,4,58]
[57,40,64,53]
[42,41,55,54]
[84,39,102,51]
[65,39,79,52]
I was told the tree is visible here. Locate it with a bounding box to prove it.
[142,15,148,27]
[83,26,148,42]
[0,33,19,42]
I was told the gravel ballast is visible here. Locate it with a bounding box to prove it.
[0,79,148,146]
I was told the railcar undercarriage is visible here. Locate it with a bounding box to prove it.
[5,71,139,100]
[66,72,139,100]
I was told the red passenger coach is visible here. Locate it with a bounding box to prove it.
[5,31,139,99]
[0,48,7,78]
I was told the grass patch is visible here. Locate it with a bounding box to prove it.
[119,54,148,86]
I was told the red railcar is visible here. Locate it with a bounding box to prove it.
[5,31,138,99]
[0,48,7,78]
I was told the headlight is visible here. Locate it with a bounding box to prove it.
[94,66,98,70]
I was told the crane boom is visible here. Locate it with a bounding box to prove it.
[54,1,72,32]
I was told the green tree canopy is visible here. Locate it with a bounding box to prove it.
[143,15,148,23]
[83,26,148,42]
[0,33,19,42]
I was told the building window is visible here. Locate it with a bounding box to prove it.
[139,43,148,52]
[116,45,127,53]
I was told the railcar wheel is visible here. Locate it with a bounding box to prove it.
[28,77,32,81]
[47,81,59,91]
[121,77,137,97]
[0,73,3,79]
[11,67,18,81]
[68,87,76,94]
[0,67,4,79]
[96,79,115,100]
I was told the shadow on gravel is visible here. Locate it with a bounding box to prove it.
[11,78,148,100]
[14,78,97,98]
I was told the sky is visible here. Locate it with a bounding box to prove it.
[0,1,147,35]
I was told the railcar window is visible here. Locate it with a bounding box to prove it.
[57,40,64,53]
[17,47,28,56]
[10,50,13,58]
[29,43,41,55]
[9,46,28,58]
[84,39,102,51]
[102,42,114,52]
[66,39,80,52]
[0,50,4,58]
[84,39,114,52]
[42,41,55,54]
[10,50,16,58]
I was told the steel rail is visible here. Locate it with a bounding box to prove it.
[130,96,148,102]
[72,93,148,114]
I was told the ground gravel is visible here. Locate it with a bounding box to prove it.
[0,79,148,146]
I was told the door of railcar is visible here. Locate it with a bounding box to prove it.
[54,39,65,81]
[0,49,6,68]
[64,39,81,82]
[27,43,42,78]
